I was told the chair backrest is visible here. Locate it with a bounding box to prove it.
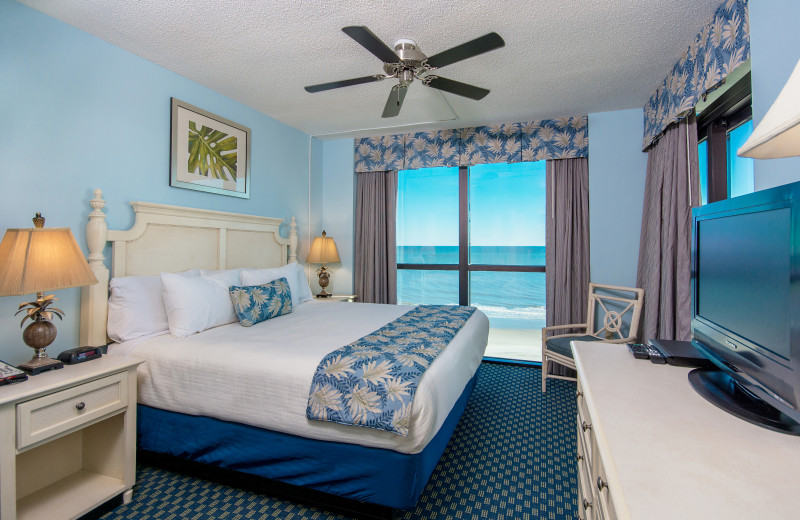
[585,283,645,342]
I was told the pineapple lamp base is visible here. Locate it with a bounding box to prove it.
[19,355,63,375]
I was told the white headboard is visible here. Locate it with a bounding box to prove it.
[79,189,298,346]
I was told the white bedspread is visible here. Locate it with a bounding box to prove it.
[109,301,489,454]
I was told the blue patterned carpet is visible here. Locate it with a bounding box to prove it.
[101,363,577,520]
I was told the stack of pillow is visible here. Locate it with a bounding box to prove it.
[107,262,314,342]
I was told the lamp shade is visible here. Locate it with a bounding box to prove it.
[0,227,98,296]
[307,231,340,264]
[738,58,800,159]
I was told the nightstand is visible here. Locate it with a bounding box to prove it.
[315,294,358,302]
[0,356,143,520]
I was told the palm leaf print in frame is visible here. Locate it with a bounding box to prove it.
[170,98,251,198]
[187,121,238,181]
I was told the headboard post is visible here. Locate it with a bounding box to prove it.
[80,189,110,347]
[289,216,298,263]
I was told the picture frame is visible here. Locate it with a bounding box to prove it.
[170,98,251,198]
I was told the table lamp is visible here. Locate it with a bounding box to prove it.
[307,230,340,298]
[739,57,800,158]
[0,213,98,374]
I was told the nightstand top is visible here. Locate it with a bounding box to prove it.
[315,294,357,302]
[0,356,142,406]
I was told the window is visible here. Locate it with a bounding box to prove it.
[397,166,460,307]
[727,119,755,198]
[397,162,546,362]
[697,69,754,204]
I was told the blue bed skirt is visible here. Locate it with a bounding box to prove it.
[137,368,479,510]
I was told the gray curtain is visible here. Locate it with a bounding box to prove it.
[636,115,700,341]
[354,171,398,304]
[544,158,590,377]
[545,157,591,330]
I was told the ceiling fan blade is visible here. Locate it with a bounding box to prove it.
[382,85,408,118]
[304,75,383,93]
[342,26,400,63]
[426,76,490,100]
[425,32,505,69]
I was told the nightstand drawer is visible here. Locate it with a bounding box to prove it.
[16,372,128,450]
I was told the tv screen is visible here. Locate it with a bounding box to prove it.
[696,207,791,361]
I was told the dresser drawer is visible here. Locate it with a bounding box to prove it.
[577,468,591,520]
[577,386,594,465]
[16,372,128,450]
[576,426,594,520]
[576,423,591,486]
[595,446,618,520]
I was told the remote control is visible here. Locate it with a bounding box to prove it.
[646,343,667,364]
[627,343,650,359]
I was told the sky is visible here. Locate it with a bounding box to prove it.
[397,161,547,247]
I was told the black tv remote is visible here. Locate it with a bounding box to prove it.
[627,343,650,359]
[646,343,667,364]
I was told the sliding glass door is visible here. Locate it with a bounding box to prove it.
[397,161,546,362]
[468,162,545,361]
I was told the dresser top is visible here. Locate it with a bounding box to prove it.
[573,341,800,520]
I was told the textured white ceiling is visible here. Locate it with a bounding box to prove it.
[19,0,722,138]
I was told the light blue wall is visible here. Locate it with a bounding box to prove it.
[319,139,356,295]
[588,109,647,287]
[0,1,312,364]
[304,137,325,287]
[749,0,800,189]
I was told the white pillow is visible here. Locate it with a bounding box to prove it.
[199,268,244,288]
[240,262,312,307]
[161,271,238,338]
[107,270,199,343]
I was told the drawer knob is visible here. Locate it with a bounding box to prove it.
[576,390,583,399]
[583,498,592,510]
[597,476,607,491]
[577,454,583,462]
[581,420,592,432]
[75,402,86,411]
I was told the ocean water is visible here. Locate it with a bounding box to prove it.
[397,246,546,330]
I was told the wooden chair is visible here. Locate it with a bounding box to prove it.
[541,283,644,392]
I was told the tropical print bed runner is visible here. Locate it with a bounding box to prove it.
[306,305,476,436]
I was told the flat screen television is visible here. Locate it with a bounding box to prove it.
[691,180,800,435]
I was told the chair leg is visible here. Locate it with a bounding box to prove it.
[541,356,548,393]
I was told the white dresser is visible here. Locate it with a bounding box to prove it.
[572,341,800,520]
[0,356,142,520]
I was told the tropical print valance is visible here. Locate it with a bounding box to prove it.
[642,0,749,150]
[355,116,588,172]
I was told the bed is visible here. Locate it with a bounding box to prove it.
[78,190,489,511]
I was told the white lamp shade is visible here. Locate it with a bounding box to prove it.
[0,227,98,296]
[738,58,800,159]
[307,232,340,264]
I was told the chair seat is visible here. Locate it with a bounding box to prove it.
[544,334,601,358]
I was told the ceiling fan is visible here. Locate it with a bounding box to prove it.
[304,26,505,118]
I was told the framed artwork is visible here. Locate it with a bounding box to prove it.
[170,98,251,198]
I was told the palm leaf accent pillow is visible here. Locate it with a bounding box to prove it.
[229,278,292,327]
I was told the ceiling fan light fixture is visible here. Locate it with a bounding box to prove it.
[392,39,427,66]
